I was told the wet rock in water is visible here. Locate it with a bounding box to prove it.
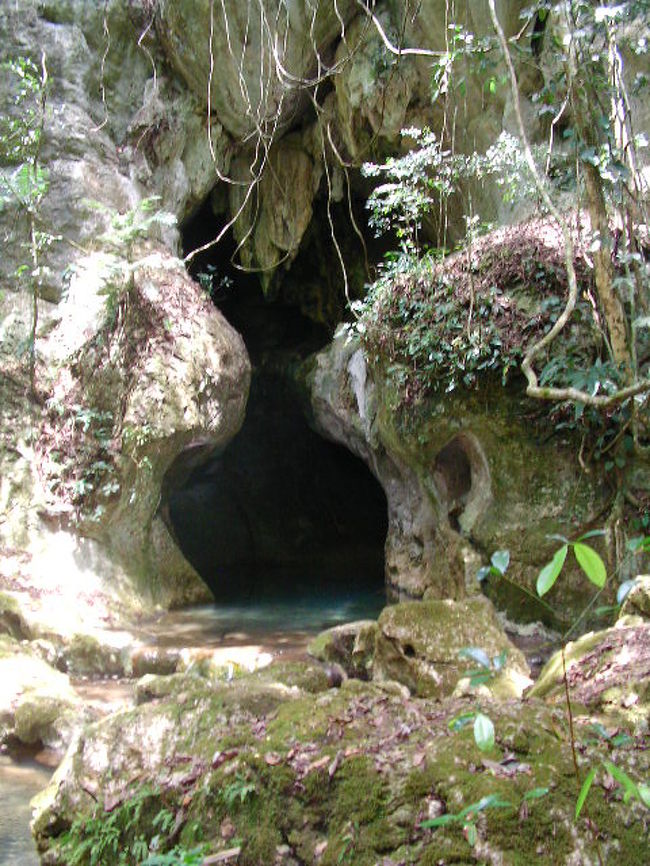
[127,645,181,678]
[528,621,650,732]
[373,596,531,699]
[308,619,378,680]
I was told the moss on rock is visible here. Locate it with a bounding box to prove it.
[308,619,377,680]
[33,666,649,865]
[373,596,531,698]
[0,635,84,752]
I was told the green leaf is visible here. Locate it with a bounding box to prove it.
[420,813,459,829]
[448,711,475,732]
[627,535,650,553]
[576,766,597,819]
[603,761,639,798]
[473,713,495,752]
[491,549,510,575]
[617,579,637,605]
[492,649,507,672]
[573,543,607,588]
[465,821,478,846]
[460,794,511,817]
[476,565,492,583]
[589,722,610,741]
[638,783,650,808]
[468,671,493,687]
[458,647,491,669]
[577,529,606,541]
[523,787,549,802]
[536,545,568,597]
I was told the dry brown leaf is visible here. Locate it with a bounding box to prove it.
[306,756,330,774]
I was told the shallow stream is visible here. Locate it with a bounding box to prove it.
[0,754,52,866]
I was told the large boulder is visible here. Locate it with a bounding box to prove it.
[373,596,531,698]
[32,661,649,865]
[308,326,612,618]
[0,636,86,754]
[0,1,251,624]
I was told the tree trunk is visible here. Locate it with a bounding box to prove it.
[582,160,630,375]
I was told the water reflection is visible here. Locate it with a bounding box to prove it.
[0,755,51,866]
[142,584,386,653]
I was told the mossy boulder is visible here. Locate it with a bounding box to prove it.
[528,622,650,732]
[373,596,531,698]
[308,619,378,680]
[33,661,649,866]
[0,591,31,640]
[308,328,622,620]
[0,635,86,752]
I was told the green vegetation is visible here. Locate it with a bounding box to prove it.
[0,53,51,393]
[60,785,164,865]
[475,530,650,853]
[355,0,649,479]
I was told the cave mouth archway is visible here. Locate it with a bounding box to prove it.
[166,206,388,611]
[167,368,388,605]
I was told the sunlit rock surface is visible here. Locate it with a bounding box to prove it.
[0,636,85,754]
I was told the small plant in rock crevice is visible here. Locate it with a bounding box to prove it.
[458,646,508,688]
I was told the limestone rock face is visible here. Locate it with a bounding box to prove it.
[0,2,250,620]
[308,330,611,619]
[155,1,357,141]
[331,11,420,162]
[230,135,322,286]
[309,333,467,600]
[39,248,250,608]
[373,597,531,698]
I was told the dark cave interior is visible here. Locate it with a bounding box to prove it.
[166,200,388,604]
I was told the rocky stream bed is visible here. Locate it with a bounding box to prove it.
[2,581,649,866]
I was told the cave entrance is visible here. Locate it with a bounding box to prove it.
[166,202,388,619]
